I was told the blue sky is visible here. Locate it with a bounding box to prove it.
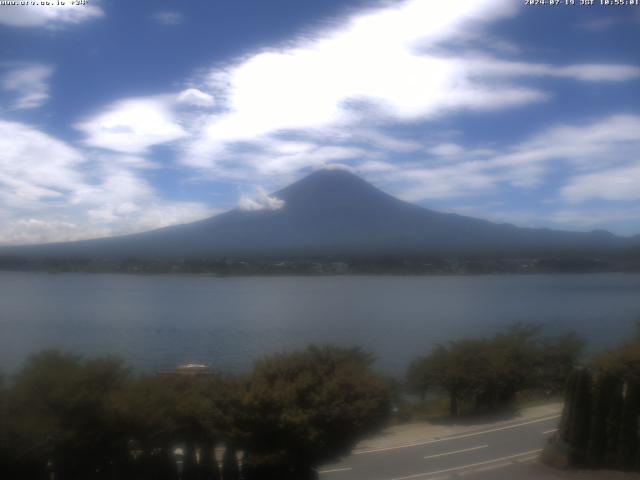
[0,0,639,245]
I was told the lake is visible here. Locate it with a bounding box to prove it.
[1,272,639,376]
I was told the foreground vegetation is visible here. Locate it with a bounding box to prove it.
[0,346,390,480]
[0,324,600,479]
[545,327,640,473]
[406,324,583,417]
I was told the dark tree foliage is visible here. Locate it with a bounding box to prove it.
[617,381,640,470]
[0,346,390,480]
[1,351,131,480]
[539,333,585,394]
[569,370,592,466]
[235,345,391,479]
[587,373,617,468]
[605,378,625,467]
[222,444,240,480]
[552,330,640,473]
[407,324,583,417]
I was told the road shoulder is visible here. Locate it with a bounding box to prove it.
[354,403,563,454]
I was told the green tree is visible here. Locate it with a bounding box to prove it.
[408,341,492,416]
[490,323,543,405]
[539,333,585,394]
[6,351,131,480]
[236,345,391,479]
[117,372,231,480]
[408,324,582,417]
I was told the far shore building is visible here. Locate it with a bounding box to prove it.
[158,363,217,378]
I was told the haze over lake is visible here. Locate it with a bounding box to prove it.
[1,272,639,376]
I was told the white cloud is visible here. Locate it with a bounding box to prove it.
[0,120,212,245]
[489,114,640,179]
[429,143,465,157]
[0,119,85,208]
[548,207,640,228]
[467,58,640,82]
[322,163,355,173]
[75,95,189,154]
[91,153,158,169]
[561,163,640,203]
[256,145,368,174]
[177,88,215,108]
[394,162,498,201]
[356,160,398,173]
[73,166,212,233]
[185,0,535,167]
[347,129,423,153]
[557,64,640,82]
[0,218,100,247]
[0,2,103,27]
[63,0,638,186]
[1,64,53,110]
[238,187,285,211]
[152,11,183,26]
[383,114,640,203]
[175,0,638,181]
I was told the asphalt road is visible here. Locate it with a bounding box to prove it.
[318,413,561,480]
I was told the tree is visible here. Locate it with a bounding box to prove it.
[236,345,391,479]
[6,351,131,480]
[408,340,492,416]
[490,323,543,404]
[222,444,240,480]
[408,324,583,417]
[595,338,640,383]
[117,372,232,480]
[554,329,640,472]
[539,333,585,394]
[407,345,448,401]
[587,373,617,468]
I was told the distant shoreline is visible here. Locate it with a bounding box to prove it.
[1,265,639,277]
[2,250,639,276]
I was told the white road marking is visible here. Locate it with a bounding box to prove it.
[458,454,538,476]
[542,428,558,434]
[318,466,352,474]
[458,461,511,476]
[354,414,560,455]
[423,445,488,460]
[515,454,540,463]
[386,449,542,480]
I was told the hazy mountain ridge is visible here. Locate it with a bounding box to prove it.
[1,169,638,260]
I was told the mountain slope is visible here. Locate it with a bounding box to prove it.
[1,169,635,258]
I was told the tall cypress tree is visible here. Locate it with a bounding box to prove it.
[616,381,640,470]
[605,378,625,467]
[587,374,616,467]
[559,371,578,444]
[569,369,592,467]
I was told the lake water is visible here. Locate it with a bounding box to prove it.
[1,272,639,377]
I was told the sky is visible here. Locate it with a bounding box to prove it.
[0,0,639,245]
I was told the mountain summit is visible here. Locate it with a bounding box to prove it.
[2,169,634,258]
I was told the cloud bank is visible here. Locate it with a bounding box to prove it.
[0,120,211,245]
